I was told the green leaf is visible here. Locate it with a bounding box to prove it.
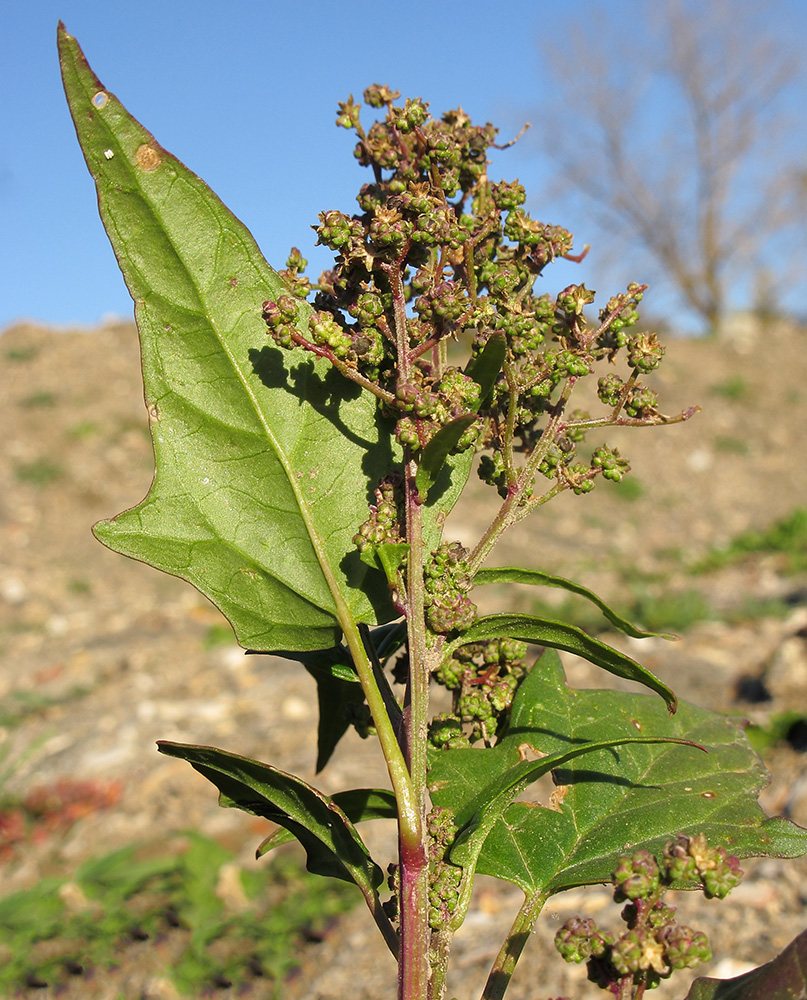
[304,665,368,773]
[268,645,359,684]
[429,652,807,898]
[257,788,397,855]
[681,928,807,1000]
[271,621,406,770]
[474,566,675,639]
[360,541,410,587]
[465,332,506,407]
[444,613,677,711]
[156,741,384,893]
[416,416,478,499]
[60,25,398,652]
[429,732,692,928]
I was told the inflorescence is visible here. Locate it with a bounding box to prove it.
[554,835,743,995]
[260,85,696,748]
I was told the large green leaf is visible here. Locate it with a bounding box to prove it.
[429,652,807,898]
[429,732,692,930]
[444,613,677,710]
[59,25,401,651]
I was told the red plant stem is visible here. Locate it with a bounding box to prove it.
[383,253,432,1000]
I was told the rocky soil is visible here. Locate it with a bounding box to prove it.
[1,316,806,999]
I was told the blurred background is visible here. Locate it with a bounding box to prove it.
[2,0,806,336]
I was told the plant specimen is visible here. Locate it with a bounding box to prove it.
[59,25,807,1000]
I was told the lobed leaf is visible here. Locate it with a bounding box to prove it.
[59,26,466,655]
[429,652,807,899]
[429,733,695,929]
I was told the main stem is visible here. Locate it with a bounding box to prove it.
[399,453,432,1000]
[387,257,432,1000]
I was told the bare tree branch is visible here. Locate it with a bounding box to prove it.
[536,0,803,332]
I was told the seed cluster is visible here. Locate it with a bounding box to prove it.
[260,85,692,528]
[429,638,529,746]
[554,837,742,993]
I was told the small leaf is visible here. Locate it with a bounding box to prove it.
[465,332,506,407]
[157,741,383,890]
[370,619,408,662]
[681,928,807,1000]
[429,652,807,899]
[444,613,677,711]
[416,416,478,499]
[474,566,675,639]
[302,665,367,773]
[268,645,359,684]
[360,542,410,587]
[258,788,397,855]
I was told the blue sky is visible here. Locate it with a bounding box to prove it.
[2,0,805,333]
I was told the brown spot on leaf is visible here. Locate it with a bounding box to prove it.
[549,785,569,811]
[136,144,161,171]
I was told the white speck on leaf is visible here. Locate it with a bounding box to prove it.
[103,149,114,160]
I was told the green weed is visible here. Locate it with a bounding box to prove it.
[203,623,237,649]
[3,344,39,362]
[612,476,644,501]
[14,458,65,487]
[0,834,357,995]
[709,375,750,401]
[627,588,714,633]
[696,507,807,575]
[17,390,57,408]
[713,435,750,455]
[68,420,100,439]
[747,712,807,753]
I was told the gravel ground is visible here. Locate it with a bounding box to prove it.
[1,316,806,999]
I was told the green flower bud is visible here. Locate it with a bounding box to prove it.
[627,332,666,373]
[391,97,429,134]
[613,850,661,900]
[335,95,361,130]
[428,713,470,749]
[555,917,612,964]
[660,925,711,970]
[363,84,400,108]
[491,179,526,210]
[610,930,646,975]
[624,385,659,418]
[308,311,352,358]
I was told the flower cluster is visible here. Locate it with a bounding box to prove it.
[555,837,743,993]
[353,475,404,554]
[426,807,462,930]
[423,542,476,634]
[260,87,691,523]
[429,638,529,746]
